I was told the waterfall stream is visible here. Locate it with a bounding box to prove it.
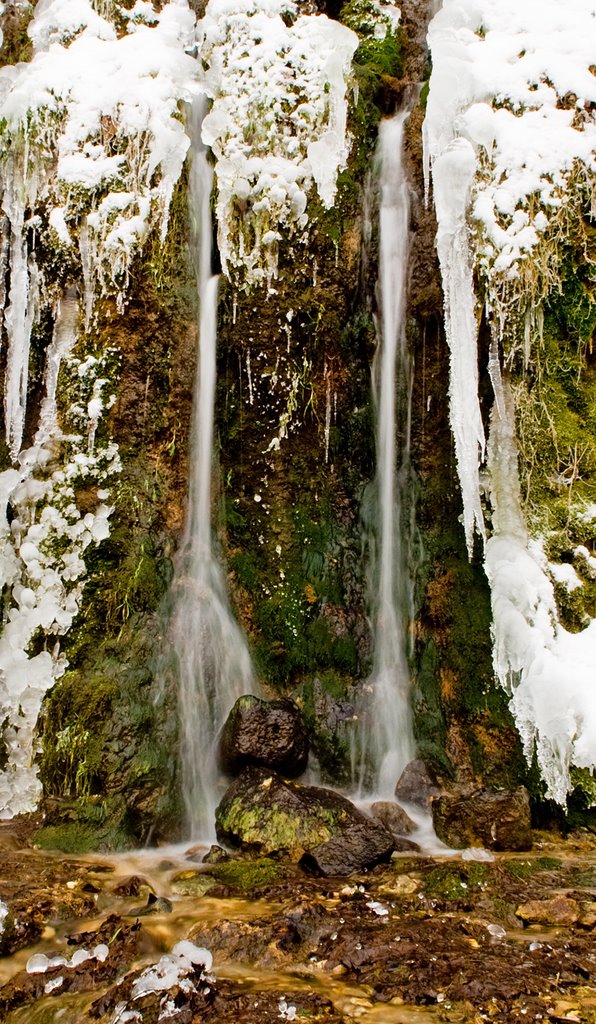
[356,111,416,798]
[170,98,253,840]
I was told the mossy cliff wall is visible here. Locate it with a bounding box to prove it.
[3,0,592,850]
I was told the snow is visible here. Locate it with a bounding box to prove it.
[198,0,358,286]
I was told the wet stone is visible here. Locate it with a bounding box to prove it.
[371,800,416,835]
[432,785,532,851]
[202,843,230,865]
[516,895,580,926]
[219,695,309,778]
[216,766,395,873]
[112,874,153,897]
[394,758,440,807]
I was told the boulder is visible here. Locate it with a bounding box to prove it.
[431,786,532,851]
[215,766,395,874]
[395,759,440,807]
[219,695,309,778]
[371,800,416,836]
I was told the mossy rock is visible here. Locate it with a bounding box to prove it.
[215,766,394,874]
[209,857,285,893]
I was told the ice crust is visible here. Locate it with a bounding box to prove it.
[425,0,596,802]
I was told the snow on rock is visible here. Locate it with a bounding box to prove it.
[198,0,358,287]
[425,0,596,289]
[424,0,596,550]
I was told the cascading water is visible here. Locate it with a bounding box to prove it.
[355,111,416,798]
[169,97,253,839]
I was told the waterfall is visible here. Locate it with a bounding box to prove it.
[170,97,253,840]
[356,111,416,798]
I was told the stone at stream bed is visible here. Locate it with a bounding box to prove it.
[395,758,441,806]
[215,766,395,873]
[432,785,532,851]
[371,800,416,835]
[202,843,230,864]
[516,895,580,927]
[219,695,309,777]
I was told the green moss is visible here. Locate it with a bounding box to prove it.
[423,863,488,901]
[503,856,562,880]
[211,857,285,893]
[33,823,102,854]
[340,0,403,78]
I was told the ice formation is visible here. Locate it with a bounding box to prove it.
[198,0,358,286]
[0,0,200,814]
[425,0,596,801]
[0,292,121,817]
[0,0,197,450]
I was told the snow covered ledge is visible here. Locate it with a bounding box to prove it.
[197,0,358,288]
[424,0,596,804]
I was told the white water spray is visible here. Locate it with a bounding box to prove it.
[171,98,253,840]
[356,112,416,797]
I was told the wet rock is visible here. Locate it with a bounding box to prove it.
[431,786,532,851]
[113,874,153,897]
[579,903,596,929]
[215,766,394,873]
[129,892,173,916]
[371,800,416,835]
[219,695,309,778]
[516,896,580,927]
[202,844,230,865]
[392,836,421,852]
[395,758,440,806]
[0,915,144,1018]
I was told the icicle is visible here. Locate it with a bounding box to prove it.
[324,360,331,464]
[2,168,41,459]
[432,138,486,556]
[246,350,253,406]
[35,288,80,446]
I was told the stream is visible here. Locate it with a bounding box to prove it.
[1,819,595,1024]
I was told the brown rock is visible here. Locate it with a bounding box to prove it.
[516,896,580,927]
[371,801,416,835]
[431,786,532,851]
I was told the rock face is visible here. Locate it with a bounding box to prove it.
[431,786,532,851]
[215,766,395,874]
[395,759,441,807]
[219,696,309,778]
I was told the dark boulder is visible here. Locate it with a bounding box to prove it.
[431,786,532,851]
[395,759,440,807]
[371,800,416,836]
[215,766,395,874]
[219,695,309,778]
